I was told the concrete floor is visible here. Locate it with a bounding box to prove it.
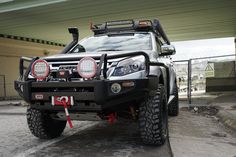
[169,108,236,157]
[0,105,235,157]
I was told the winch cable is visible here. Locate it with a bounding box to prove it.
[61,98,73,128]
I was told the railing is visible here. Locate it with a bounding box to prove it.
[173,53,236,105]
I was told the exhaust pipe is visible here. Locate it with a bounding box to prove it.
[60,27,79,54]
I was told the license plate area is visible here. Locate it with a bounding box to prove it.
[52,96,74,106]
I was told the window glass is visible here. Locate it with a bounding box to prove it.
[72,33,152,53]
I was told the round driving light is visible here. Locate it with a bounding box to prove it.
[77,57,97,78]
[31,59,50,80]
[111,83,121,94]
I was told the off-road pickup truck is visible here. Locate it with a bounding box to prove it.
[15,19,179,145]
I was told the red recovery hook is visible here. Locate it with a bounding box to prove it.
[61,98,73,128]
[107,113,117,124]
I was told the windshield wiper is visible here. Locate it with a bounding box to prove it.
[97,49,122,51]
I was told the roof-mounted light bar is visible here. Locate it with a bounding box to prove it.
[106,19,134,26]
[90,19,170,45]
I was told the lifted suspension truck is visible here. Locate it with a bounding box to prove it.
[15,19,179,145]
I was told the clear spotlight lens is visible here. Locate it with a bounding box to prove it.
[77,57,97,78]
[111,83,121,94]
[31,59,50,80]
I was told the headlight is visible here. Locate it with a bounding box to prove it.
[77,57,97,78]
[31,59,50,80]
[112,57,145,76]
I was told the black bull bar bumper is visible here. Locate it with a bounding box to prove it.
[15,78,156,111]
[15,51,169,110]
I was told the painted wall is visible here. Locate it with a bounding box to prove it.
[214,61,236,78]
[206,60,236,92]
[206,77,236,92]
[0,38,63,98]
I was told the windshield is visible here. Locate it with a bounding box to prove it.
[72,33,152,53]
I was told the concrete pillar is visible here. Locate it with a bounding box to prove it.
[235,36,236,76]
[235,36,236,57]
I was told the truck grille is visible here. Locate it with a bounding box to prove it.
[48,61,114,80]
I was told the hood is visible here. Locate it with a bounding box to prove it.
[43,50,156,62]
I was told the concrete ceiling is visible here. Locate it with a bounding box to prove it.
[0,0,235,44]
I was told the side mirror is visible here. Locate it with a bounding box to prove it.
[160,44,176,56]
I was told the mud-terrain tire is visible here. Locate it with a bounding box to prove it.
[168,83,179,116]
[139,85,168,145]
[27,108,66,139]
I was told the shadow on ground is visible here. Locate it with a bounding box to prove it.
[29,121,172,157]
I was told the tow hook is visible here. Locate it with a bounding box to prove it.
[61,98,73,128]
[107,113,116,124]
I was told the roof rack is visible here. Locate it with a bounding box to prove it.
[90,19,170,45]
